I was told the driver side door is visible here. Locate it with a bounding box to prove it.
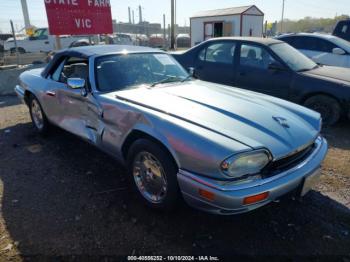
[44,56,92,140]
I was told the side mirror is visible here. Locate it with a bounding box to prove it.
[188,67,196,77]
[67,78,85,89]
[268,62,286,71]
[332,47,346,55]
[67,78,87,96]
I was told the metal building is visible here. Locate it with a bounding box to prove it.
[190,5,264,46]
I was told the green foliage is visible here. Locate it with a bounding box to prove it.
[276,15,350,33]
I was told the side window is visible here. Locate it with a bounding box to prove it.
[291,37,306,49]
[240,44,276,70]
[341,25,348,34]
[198,48,206,61]
[295,37,336,53]
[51,60,65,82]
[197,42,236,64]
[50,57,89,84]
[282,36,296,47]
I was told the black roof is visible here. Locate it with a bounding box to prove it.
[205,37,283,46]
[42,45,162,77]
[65,45,160,57]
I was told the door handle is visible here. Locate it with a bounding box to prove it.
[45,41,50,44]
[46,91,56,97]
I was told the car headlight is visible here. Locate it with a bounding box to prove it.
[221,150,271,179]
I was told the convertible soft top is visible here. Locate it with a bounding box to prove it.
[42,45,162,78]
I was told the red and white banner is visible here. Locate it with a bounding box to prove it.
[44,0,113,35]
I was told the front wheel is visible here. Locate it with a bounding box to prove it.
[304,95,341,126]
[29,95,50,134]
[127,139,180,210]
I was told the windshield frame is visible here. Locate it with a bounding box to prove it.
[92,52,191,93]
[269,42,318,72]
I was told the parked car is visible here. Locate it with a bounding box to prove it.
[15,45,327,215]
[276,33,350,68]
[4,28,86,53]
[176,34,191,48]
[172,37,350,125]
[111,33,134,46]
[333,20,350,42]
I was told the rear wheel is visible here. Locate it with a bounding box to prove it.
[304,95,341,126]
[29,95,49,134]
[10,47,25,54]
[127,139,180,211]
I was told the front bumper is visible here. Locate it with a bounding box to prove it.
[177,136,328,215]
[15,85,26,104]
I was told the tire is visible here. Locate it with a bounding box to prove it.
[29,95,50,135]
[10,47,25,55]
[126,139,180,211]
[304,95,341,126]
[18,47,26,54]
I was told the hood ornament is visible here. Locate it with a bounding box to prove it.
[273,116,290,128]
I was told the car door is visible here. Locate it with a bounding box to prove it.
[194,41,237,86]
[235,43,292,99]
[43,56,94,140]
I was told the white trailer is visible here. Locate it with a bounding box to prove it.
[190,5,264,47]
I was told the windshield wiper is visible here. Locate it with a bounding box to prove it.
[150,76,183,87]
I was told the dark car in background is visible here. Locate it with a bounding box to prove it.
[333,20,350,42]
[172,37,350,125]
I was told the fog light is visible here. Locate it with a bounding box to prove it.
[199,189,215,201]
[243,192,269,205]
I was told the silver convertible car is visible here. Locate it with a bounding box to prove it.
[15,45,328,215]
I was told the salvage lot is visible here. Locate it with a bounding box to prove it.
[0,95,349,259]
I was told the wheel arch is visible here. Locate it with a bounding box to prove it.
[121,128,180,170]
[24,90,34,106]
[301,91,341,106]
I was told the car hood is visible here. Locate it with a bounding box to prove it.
[302,66,350,85]
[113,81,321,160]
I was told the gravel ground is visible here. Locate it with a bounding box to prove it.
[0,95,349,261]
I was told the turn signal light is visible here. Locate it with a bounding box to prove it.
[243,192,269,205]
[199,189,215,201]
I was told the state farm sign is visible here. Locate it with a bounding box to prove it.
[44,0,113,35]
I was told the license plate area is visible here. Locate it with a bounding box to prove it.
[301,168,321,197]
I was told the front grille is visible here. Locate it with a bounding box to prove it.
[262,143,316,178]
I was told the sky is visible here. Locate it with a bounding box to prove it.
[0,0,349,33]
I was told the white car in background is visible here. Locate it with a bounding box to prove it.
[4,28,86,54]
[277,33,350,68]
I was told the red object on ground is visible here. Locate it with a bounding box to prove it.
[44,0,113,35]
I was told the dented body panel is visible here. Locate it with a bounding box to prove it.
[15,45,328,214]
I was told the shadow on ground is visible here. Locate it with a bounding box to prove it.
[0,95,21,108]
[0,122,349,258]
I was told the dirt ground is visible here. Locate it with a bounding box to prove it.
[0,95,349,261]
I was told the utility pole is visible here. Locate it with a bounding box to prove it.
[139,5,143,24]
[170,0,175,49]
[10,20,20,65]
[163,14,166,49]
[20,0,31,33]
[281,0,285,33]
[128,7,132,24]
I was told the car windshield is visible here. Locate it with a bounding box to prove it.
[270,42,318,72]
[95,53,190,92]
